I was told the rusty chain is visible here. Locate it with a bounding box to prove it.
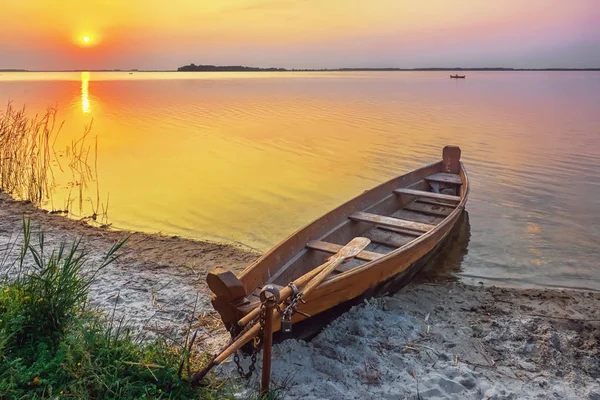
[282,288,303,322]
[233,304,266,379]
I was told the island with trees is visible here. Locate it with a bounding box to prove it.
[177,64,286,72]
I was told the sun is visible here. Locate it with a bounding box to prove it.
[73,31,101,47]
[79,34,96,47]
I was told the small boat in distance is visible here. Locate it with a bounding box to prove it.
[450,75,466,79]
[208,146,469,338]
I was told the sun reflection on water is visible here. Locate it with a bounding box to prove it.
[81,72,91,113]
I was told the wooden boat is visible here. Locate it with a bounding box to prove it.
[450,75,466,79]
[208,146,469,337]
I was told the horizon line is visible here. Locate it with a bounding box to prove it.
[2,66,600,72]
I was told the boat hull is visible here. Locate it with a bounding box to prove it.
[272,211,470,341]
[209,146,469,338]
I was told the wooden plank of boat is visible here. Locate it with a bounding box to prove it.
[377,226,423,237]
[425,172,463,185]
[394,188,461,203]
[392,209,443,225]
[415,197,459,208]
[404,202,453,218]
[349,211,436,233]
[306,240,383,262]
[364,228,415,248]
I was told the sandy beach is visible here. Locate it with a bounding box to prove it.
[1,192,599,399]
[264,282,600,399]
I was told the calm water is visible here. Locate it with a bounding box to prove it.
[1,71,599,291]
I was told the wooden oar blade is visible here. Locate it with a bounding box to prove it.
[336,237,371,260]
[301,237,371,298]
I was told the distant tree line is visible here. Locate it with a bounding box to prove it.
[177,64,287,72]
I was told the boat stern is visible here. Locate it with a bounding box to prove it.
[207,268,249,333]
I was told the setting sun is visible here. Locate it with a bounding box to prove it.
[77,34,98,47]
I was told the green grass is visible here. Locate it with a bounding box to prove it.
[0,218,240,399]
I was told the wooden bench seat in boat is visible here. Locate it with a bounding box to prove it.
[394,188,461,203]
[425,172,463,185]
[364,229,415,248]
[377,226,423,236]
[305,240,383,262]
[403,202,453,218]
[349,211,436,233]
[414,197,459,208]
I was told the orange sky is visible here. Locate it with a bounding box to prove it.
[1,0,599,70]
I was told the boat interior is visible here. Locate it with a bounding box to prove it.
[265,169,466,290]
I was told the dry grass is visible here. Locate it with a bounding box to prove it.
[0,103,61,205]
[0,103,109,224]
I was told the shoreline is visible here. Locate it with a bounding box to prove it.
[0,191,259,350]
[1,192,599,399]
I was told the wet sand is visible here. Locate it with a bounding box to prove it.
[1,192,599,399]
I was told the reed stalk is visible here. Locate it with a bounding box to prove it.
[0,103,61,206]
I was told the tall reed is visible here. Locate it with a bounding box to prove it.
[0,103,62,206]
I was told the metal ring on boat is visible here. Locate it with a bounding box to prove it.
[287,283,299,297]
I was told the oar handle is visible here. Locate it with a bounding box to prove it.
[191,321,262,385]
[191,357,217,386]
[216,323,260,364]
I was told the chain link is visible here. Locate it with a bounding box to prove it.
[282,291,303,321]
[232,304,266,380]
[233,351,246,379]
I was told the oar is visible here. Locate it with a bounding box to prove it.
[299,237,370,298]
[237,259,330,327]
[238,237,371,327]
[190,237,371,386]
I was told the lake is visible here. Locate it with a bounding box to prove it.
[1,71,599,290]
